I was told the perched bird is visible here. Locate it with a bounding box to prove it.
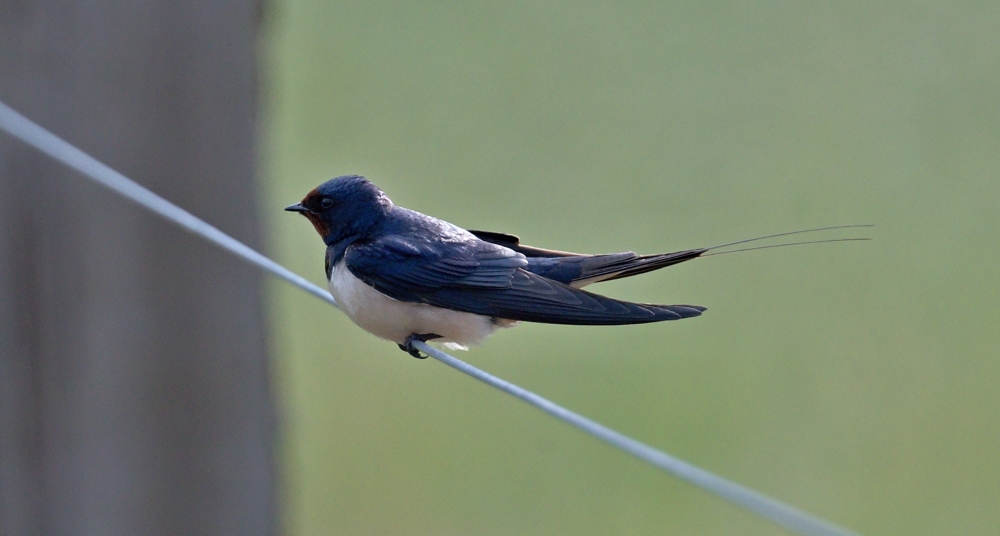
[287,175,868,357]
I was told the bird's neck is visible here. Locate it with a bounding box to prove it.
[324,235,356,266]
[323,226,379,275]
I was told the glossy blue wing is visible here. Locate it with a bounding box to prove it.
[345,235,705,325]
[344,234,528,302]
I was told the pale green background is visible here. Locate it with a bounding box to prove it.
[260,2,999,535]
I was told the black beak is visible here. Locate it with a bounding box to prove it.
[285,202,309,213]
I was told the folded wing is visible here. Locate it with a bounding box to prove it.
[345,234,705,325]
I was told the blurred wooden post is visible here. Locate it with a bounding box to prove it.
[0,2,275,535]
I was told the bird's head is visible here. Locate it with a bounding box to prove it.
[286,175,393,245]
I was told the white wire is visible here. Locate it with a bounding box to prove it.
[0,101,337,308]
[416,341,860,536]
[0,99,863,536]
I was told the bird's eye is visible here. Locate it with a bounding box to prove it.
[320,197,334,209]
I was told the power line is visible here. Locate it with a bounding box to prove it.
[0,100,863,536]
[0,101,336,308]
[418,341,860,536]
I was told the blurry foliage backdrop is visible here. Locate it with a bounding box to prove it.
[260,2,999,535]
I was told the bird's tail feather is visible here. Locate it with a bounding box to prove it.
[570,249,706,287]
[471,225,872,288]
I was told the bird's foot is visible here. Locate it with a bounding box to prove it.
[398,333,442,359]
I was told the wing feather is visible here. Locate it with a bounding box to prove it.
[345,235,704,325]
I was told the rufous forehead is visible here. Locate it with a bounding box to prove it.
[302,188,321,202]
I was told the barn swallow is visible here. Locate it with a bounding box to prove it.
[287,175,869,357]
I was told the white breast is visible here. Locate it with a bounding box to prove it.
[328,260,515,349]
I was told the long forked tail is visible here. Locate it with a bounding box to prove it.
[701,224,874,255]
[593,225,874,285]
[470,225,873,288]
[569,248,707,287]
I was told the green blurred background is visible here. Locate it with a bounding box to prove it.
[259,2,999,535]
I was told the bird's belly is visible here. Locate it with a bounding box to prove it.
[328,261,507,348]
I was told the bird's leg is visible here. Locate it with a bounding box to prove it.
[399,333,442,359]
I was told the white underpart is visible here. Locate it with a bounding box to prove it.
[328,260,516,350]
